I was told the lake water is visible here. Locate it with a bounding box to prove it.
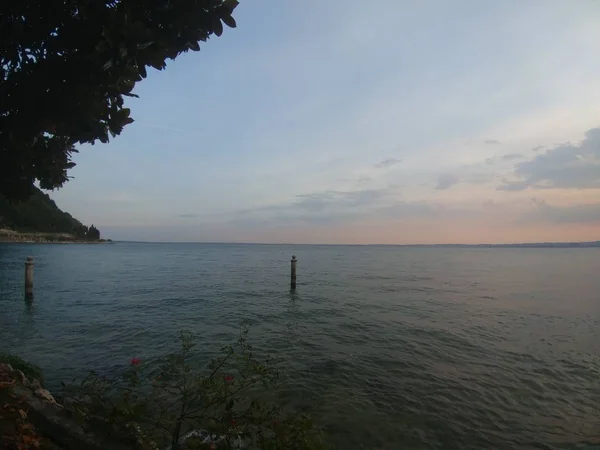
[1,243,599,449]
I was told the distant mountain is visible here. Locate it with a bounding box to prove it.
[364,241,600,248]
[422,241,600,248]
[470,241,600,248]
[0,187,101,241]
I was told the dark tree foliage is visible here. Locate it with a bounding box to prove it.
[0,186,94,236]
[0,0,238,200]
[87,224,101,240]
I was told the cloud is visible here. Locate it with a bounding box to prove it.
[177,213,199,218]
[293,189,386,212]
[375,158,402,169]
[497,180,529,191]
[500,153,525,161]
[436,173,459,190]
[483,153,523,165]
[484,139,501,145]
[228,187,464,228]
[355,176,372,187]
[229,187,472,229]
[232,188,394,227]
[380,201,453,220]
[465,173,494,185]
[499,127,600,191]
[525,199,600,224]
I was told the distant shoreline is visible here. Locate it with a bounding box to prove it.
[0,229,110,244]
[0,240,110,244]
[109,240,600,248]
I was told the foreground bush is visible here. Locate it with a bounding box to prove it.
[64,329,326,450]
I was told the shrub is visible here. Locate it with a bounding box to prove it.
[63,328,326,450]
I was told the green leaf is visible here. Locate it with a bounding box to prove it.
[222,0,240,12]
[213,16,223,37]
[221,14,236,28]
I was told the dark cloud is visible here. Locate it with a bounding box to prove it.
[375,158,402,169]
[525,199,600,224]
[177,213,199,218]
[484,139,501,145]
[436,173,459,190]
[499,127,600,191]
[500,153,525,162]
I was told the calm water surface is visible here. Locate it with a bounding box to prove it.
[1,243,599,449]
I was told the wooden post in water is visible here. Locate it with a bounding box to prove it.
[24,256,34,298]
[290,255,297,289]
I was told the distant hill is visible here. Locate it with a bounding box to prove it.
[0,187,101,242]
[365,241,600,248]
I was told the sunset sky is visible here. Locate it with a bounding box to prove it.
[52,0,600,244]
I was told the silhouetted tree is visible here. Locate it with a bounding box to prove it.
[75,225,89,239]
[87,225,101,241]
[0,0,238,200]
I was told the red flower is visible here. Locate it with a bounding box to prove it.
[224,374,234,382]
[130,357,141,366]
[231,419,237,427]
[209,443,216,450]
[272,420,280,426]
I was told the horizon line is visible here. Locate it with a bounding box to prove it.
[110,240,600,247]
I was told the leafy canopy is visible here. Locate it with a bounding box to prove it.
[0,0,238,200]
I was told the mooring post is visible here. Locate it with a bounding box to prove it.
[290,255,297,290]
[25,256,34,298]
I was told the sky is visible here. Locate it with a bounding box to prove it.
[52,0,600,244]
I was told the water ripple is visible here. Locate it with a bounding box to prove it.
[1,243,599,449]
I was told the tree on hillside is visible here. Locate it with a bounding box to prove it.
[87,224,101,241]
[0,0,238,200]
[0,186,93,234]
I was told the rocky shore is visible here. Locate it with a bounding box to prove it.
[0,229,110,244]
[0,363,128,450]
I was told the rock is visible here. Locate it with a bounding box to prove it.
[15,369,29,385]
[0,363,14,372]
[34,388,62,409]
[1,361,129,450]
